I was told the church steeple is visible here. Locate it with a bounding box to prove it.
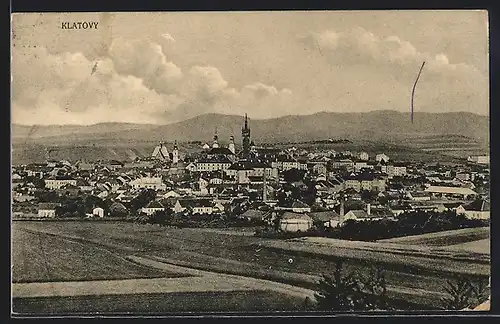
[212,127,219,148]
[172,140,179,164]
[228,135,235,154]
[242,113,251,157]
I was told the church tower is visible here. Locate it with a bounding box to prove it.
[172,140,179,164]
[242,114,251,157]
[212,127,220,148]
[228,135,236,154]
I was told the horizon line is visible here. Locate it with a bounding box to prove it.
[12,109,488,127]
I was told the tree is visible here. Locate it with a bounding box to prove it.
[283,168,306,183]
[130,189,157,212]
[441,276,490,310]
[84,195,105,213]
[314,260,389,311]
[109,203,129,218]
[150,209,173,225]
[35,190,59,203]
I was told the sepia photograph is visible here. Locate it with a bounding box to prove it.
[10,10,490,316]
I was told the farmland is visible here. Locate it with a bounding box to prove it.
[12,221,490,313]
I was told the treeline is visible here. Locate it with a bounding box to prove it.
[130,209,264,228]
[256,210,488,242]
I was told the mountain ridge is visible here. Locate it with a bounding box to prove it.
[12,110,489,145]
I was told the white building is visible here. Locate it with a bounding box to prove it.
[45,178,77,190]
[92,207,105,218]
[279,212,313,232]
[358,152,370,161]
[141,201,166,215]
[456,200,490,220]
[130,177,166,190]
[468,155,489,165]
[37,203,59,218]
[375,153,390,163]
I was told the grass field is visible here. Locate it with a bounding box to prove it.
[12,221,490,312]
[12,290,306,315]
[377,227,490,250]
[12,225,188,283]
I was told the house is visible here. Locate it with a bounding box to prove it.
[279,212,313,232]
[174,199,214,214]
[92,207,105,218]
[385,163,407,178]
[185,162,197,172]
[37,203,60,218]
[424,186,477,200]
[196,156,232,172]
[141,200,166,215]
[406,191,431,201]
[291,200,311,213]
[342,204,385,223]
[358,152,370,161]
[456,200,490,220]
[312,163,328,175]
[44,176,77,190]
[163,190,182,199]
[467,155,489,165]
[376,153,390,163]
[238,209,266,222]
[130,177,166,191]
[309,210,342,228]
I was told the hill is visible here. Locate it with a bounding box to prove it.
[12,111,489,145]
[11,111,489,164]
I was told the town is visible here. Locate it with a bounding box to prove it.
[12,114,490,240]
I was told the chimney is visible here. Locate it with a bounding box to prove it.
[340,195,345,217]
[367,203,371,215]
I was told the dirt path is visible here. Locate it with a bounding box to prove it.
[12,255,317,302]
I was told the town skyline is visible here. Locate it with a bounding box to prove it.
[11,11,489,126]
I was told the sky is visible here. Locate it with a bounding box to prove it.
[11,11,489,125]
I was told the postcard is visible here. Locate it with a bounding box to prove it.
[11,10,490,316]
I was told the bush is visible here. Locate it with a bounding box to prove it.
[440,276,490,310]
[314,260,390,311]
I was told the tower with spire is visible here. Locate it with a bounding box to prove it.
[212,127,220,148]
[228,135,236,154]
[241,113,251,157]
[172,140,179,164]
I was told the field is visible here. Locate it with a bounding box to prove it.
[13,291,305,315]
[12,221,490,314]
[377,227,490,248]
[12,228,187,283]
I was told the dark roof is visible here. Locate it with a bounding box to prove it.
[292,200,310,209]
[463,199,490,211]
[309,211,341,222]
[228,162,254,171]
[145,200,165,209]
[38,203,60,210]
[207,147,234,155]
[177,199,212,208]
[281,212,313,221]
[198,155,232,163]
[239,209,265,219]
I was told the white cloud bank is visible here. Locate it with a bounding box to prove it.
[11,36,293,125]
[12,26,488,125]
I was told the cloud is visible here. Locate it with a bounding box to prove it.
[12,36,293,125]
[299,27,488,115]
[108,37,183,95]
